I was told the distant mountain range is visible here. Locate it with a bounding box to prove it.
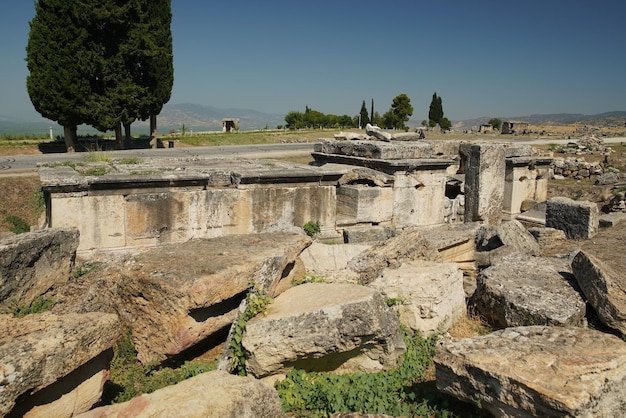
[452,111,626,130]
[1,104,625,136]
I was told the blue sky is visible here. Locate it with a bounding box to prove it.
[1,0,625,123]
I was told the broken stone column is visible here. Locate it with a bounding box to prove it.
[461,143,505,225]
[545,196,599,239]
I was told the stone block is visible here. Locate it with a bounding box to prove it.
[545,197,599,239]
[242,283,405,378]
[337,185,393,224]
[462,143,505,225]
[369,261,465,335]
[435,326,626,418]
[0,228,79,310]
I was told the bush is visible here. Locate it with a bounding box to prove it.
[9,296,59,318]
[303,220,321,237]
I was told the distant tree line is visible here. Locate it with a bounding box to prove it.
[26,0,173,152]
[284,106,354,130]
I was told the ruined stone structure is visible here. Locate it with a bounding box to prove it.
[501,121,530,134]
[39,139,551,256]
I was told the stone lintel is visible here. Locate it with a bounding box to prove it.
[506,156,553,168]
[312,152,454,174]
[40,161,344,193]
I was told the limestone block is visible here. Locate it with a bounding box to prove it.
[300,242,370,276]
[528,226,567,247]
[0,228,79,310]
[393,169,447,227]
[347,230,441,284]
[545,197,599,239]
[337,185,393,224]
[471,254,586,328]
[496,219,540,256]
[342,226,396,244]
[462,143,505,225]
[369,261,465,335]
[572,250,626,337]
[243,283,405,378]
[435,326,626,418]
[49,194,125,252]
[188,188,245,239]
[0,312,120,417]
[57,232,311,365]
[76,371,285,418]
[124,192,190,247]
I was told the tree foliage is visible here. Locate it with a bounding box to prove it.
[488,118,502,130]
[26,0,173,151]
[26,0,93,151]
[428,92,444,126]
[285,107,353,130]
[359,100,370,127]
[439,116,452,131]
[382,94,413,129]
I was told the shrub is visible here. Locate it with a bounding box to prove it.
[303,220,321,237]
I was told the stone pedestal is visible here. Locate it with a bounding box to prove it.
[462,143,505,225]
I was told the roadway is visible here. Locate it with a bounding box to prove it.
[0,142,316,175]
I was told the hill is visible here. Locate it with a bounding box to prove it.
[0,103,286,137]
[453,111,626,131]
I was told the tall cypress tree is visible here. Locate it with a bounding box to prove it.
[26,0,92,152]
[359,100,369,127]
[428,92,444,127]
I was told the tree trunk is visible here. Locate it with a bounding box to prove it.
[124,122,132,147]
[63,125,77,153]
[114,122,124,149]
[150,114,158,148]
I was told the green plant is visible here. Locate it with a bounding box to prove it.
[82,166,107,176]
[303,220,321,237]
[118,157,141,164]
[292,273,326,286]
[73,262,102,279]
[9,296,59,318]
[84,150,112,163]
[275,331,454,417]
[385,297,404,307]
[103,331,216,404]
[30,187,46,216]
[228,288,273,376]
[4,215,30,234]
[571,190,584,200]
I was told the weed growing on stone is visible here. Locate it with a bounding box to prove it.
[228,287,273,376]
[292,273,326,286]
[8,296,59,318]
[85,150,112,163]
[103,331,216,404]
[275,331,465,417]
[82,166,108,176]
[118,157,141,164]
[303,220,321,237]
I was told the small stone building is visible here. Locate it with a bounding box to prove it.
[478,124,493,134]
[222,118,239,133]
[501,121,529,135]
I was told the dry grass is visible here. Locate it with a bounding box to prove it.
[448,311,492,339]
[0,175,42,232]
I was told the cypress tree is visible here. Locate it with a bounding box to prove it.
[428,92,444,126]
[26,0,92,152]
[359,100,369,127]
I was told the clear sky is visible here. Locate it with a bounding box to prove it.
[1,0,625,123]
